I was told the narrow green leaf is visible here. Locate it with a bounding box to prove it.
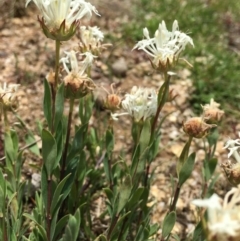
[139,119,151,153]
[126,187,144,207]
[204,158,218,181]
[23,213,48,241]
[54,83,64,130]
[179,152,196,186]
[43,78,52,128]
[42,129,57,178]
[94,235,107,241]
[53,215,69,241]
[67,125,87,160]
[176,137,193,177]
[162,211,176,238]
[117,174,132,214]
[50,174,71,214]
[25,133,40,156]
[103,188,114,203]
[106,129,114,154]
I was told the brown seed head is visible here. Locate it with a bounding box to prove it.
[183,117,216,139]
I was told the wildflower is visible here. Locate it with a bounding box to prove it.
[222,134,240,185]
[100,84,121,111]
[192,186,240,241]
[183,117,216,139]
[60,50,96,99]
[112,86,157,122]
[133,20,194,71]
[0,83,20,112]
[202,98,224,124]
[26,0,100,41]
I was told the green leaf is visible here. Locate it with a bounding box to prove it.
[193,221,203,241]
[106,129,114,154]
[176,137,193,177]
[25,133,40,156]
[54,83,64,130]
[203,158,218,181]
[79,94,94,124]
[67,125,87,161]
[23,213,48,241]
[43,78,52,128]
[126,187,144,208]
[178,152,196,186]
[139,119,151,153]
[42,129,58,178]
[94,235,107,241]
[53,215,69,241]
[117,174,132,214]
[103,188,114,203]
[162,211,176,238]
[50,174,71,215]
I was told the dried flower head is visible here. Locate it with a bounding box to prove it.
[192,186,240,241]
[133,20,194,71]
[26,0,100,41]
[111,86,157,122]
[100,84,121,111]
[60,50,96,99]
[183,117,216,139]
[202,98,224,124]
[0,83,20,113]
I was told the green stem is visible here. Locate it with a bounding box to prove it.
[60,98,74,181]
[169,182,181,212]
[51,40,61,133]
[151,75,170,137]
[47,177,52,241]
[107,215,119,241]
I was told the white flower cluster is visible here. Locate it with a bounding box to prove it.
[26,0,100,30]
[60,50,96,77]
[134,20,194,67]
[112,86,157,122]
[192,186,240,241]
[224,134,240,163]
[80,26,104,46]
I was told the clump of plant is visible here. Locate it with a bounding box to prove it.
[1,0,237,241]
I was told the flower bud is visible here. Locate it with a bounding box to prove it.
[183,117,216,138]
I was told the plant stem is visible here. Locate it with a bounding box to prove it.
[47,177,52,241]
[151,74,170,136]
[61,98,74,181]
[169,182,181,212]
[107,215,119,241]
[51,40,61,133]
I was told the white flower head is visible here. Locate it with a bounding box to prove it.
[114,86,157,122]
[224,133,240,163]
[80,26,104,45]
[60,50,96,99]
[133,20,194,70]
[26,0,100,34]
[60,50,96,76]
[192,186,240,240]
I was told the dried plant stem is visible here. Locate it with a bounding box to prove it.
[61,98,74,181]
